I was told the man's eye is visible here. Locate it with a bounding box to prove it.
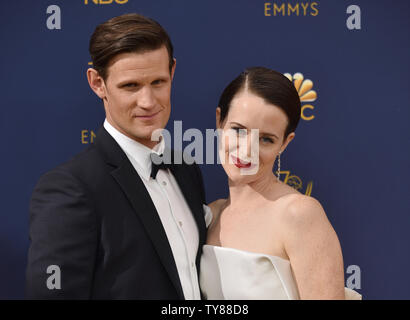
[123,83,137,88]
[152,79,164,86]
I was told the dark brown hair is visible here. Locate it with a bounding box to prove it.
[89,13,174,80]
[218,67,301,140]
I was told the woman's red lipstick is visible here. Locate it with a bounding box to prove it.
[231,155,252,168]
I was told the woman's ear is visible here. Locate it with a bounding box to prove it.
[216,107,222,129]
[280,132,295,153]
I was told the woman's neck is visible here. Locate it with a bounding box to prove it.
[227,172,278,209]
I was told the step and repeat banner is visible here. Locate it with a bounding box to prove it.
[1,0,409,299]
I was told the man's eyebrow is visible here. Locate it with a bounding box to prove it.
[117,79,141,87]
[117,76,169,86]
[153,76,169,80]
[230,122,279,139]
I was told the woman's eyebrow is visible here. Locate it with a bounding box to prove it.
[260,131,279,139]
[230,122,279,139]
[230,122,247,128]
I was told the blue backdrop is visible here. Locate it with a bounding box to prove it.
[1,0,409,299]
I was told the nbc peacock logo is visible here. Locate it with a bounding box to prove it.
[284,73,317,121]
[279,170,313,196]
[280,72,316,196]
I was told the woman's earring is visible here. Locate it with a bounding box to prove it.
[276,151,281,182]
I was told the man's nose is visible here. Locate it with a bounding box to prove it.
[137,86,156,109]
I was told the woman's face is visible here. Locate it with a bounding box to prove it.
[217,90,295,184]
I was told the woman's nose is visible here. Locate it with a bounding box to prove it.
[236,132,253,159]
[246,134,252,158]
[241,130,259,160]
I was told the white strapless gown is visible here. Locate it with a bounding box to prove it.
[199,244,362,300]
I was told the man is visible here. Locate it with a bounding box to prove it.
[26,13,207,299]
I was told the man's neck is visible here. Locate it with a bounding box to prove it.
[105,118,160,150]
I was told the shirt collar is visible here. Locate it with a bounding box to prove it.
[103,119,165,181]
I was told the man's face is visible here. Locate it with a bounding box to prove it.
[92,46,175,148]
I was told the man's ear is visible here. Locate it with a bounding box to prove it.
[280,132,296,153]
[171,58,176,81]
[87,68,106,100]
[216,107,222,129]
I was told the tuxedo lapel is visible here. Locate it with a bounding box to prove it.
[111,162,184,299]
[95,127,184,299]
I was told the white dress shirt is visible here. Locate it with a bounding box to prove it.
[103,119,201,300]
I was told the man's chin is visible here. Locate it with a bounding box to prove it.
[126,119,168,145]
[127,129,163,145]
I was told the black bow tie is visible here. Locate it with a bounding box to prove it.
[150,153,174,179]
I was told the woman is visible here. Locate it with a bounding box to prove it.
[200,67,361,300]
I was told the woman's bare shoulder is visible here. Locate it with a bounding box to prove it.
[207,198,228,225]
[274,193,331,233]
[208,198,228,215]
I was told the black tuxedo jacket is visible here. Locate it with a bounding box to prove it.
[26,126,207,299]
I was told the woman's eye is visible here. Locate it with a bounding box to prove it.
[232,127,247,136]
[261,137,274,144]
[124,83,137,88]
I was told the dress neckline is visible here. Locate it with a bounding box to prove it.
[203,244,290,263]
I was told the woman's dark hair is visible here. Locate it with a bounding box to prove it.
[218,67,301,139]
[89,13,174,81]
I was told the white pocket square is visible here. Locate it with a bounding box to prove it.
[203,204,213,228]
